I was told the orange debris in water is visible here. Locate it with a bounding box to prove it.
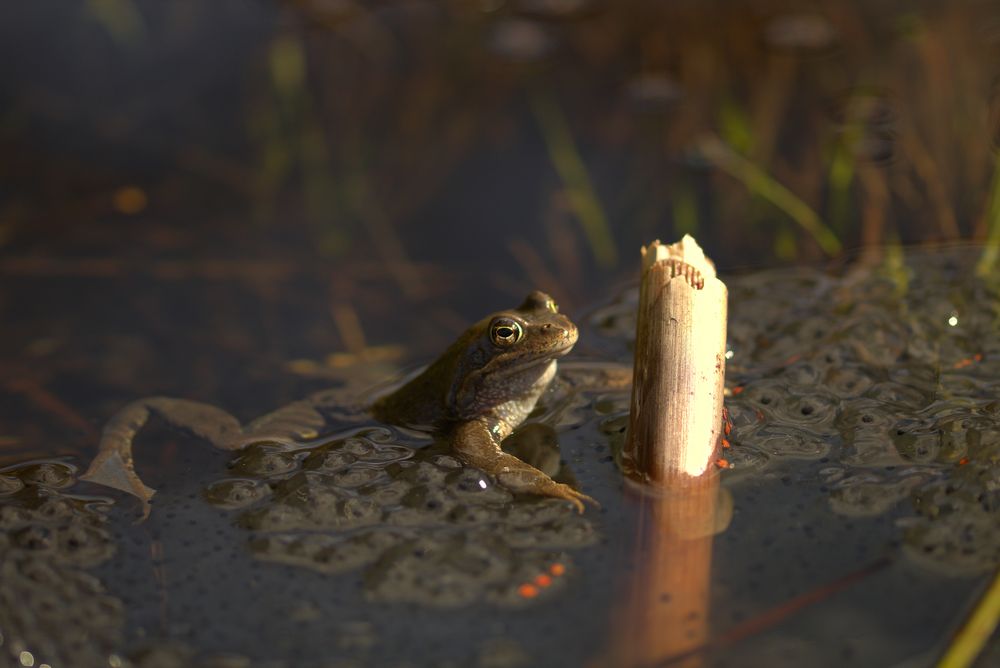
[112,186,148,215]
[732,386,745,395]
[549,563,566,577]
[958,457,970,466]
[954,354,985,369]
[722,438,731,449]
[534,574,553,587]
[518,583,539,599]
[715,458,731,469]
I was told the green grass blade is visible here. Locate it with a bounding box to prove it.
[698,136,842,256]
[533,95,618,268]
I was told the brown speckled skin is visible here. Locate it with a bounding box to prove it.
[372,291,597,512]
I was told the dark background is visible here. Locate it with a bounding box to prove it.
[2,0,998,460]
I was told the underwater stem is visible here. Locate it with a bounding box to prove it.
[698,135,842,256]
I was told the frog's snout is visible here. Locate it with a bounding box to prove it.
[543,320,578,351]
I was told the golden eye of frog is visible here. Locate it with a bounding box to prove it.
[81,291,597,516]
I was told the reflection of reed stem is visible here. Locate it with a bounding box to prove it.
[614,479,719,668]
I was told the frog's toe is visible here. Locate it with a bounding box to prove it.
[556,490,584,514]
[578,491,600,511]
[553,483,599,514]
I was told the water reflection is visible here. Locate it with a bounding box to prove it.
[608,476,725,668]
[6,1,1000,295]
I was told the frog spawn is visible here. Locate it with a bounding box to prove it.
[591,249,1000,575]
[0,461,123,668]
[203,428,596,606]
[1,461,268,667]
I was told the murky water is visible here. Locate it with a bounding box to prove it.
[2,246,998,667]
[3,1,1000,666]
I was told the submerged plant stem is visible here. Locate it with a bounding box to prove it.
[698,136,842,256]
[532,94,617,268]
[936,567,1000,668]
[975,158,1000,278]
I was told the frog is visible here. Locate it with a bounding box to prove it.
[80,290,598,517]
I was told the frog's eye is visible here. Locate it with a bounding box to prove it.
[490,319,523,346]
[545,298,558,313]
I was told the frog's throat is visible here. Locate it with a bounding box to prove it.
[450,354,563,417]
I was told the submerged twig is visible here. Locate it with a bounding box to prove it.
[4,376,98,441]
[652,557,894,667]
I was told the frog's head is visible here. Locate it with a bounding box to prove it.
[446,291,578,419]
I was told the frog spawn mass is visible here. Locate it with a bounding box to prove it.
[591,248,1000,575]
[203,427,597,607]
[0,462,272,667]
[0,461,122,668]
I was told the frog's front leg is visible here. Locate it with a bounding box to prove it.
[451,419,598,514]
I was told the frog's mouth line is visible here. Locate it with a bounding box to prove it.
[489,341,576,378]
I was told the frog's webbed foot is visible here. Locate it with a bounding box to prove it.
[497,469,598,514]
[451,420,599,514]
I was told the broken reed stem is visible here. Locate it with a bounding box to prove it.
[607,236,728,668]
[624,235,728,483]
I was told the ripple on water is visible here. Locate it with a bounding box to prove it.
[828,473,925,517]
[743,424,831,459]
